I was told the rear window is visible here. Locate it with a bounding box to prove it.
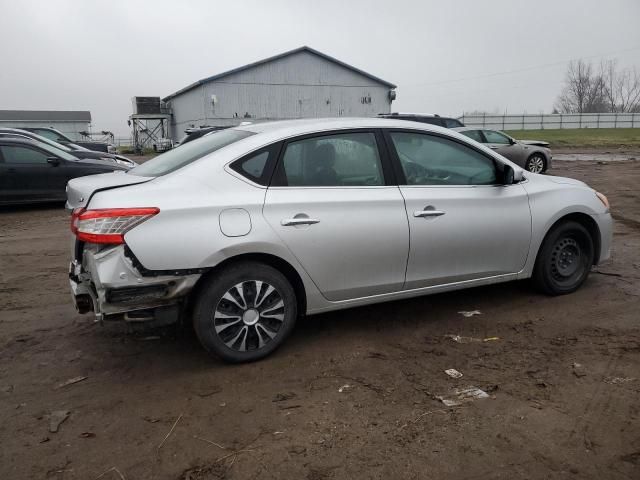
[444,118,464,128]
[130,129,255,177]
[413,117,443,126]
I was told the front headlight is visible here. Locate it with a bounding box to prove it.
[595,191,610,212]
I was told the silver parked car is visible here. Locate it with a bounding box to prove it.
[67,118,611,362]
[453,127,551,173]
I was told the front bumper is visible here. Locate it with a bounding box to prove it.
[69,244,201,324]
[594,212,613,264]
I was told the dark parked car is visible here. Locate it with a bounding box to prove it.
[22,126,114,153]
[0,128,135,167]
[177,126,228,146]
[378,112,464,128]
[0,138,133,205]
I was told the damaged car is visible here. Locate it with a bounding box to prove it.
[67,118,612,362]
[454,127,552,173]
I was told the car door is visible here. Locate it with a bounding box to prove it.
[263,130,409,301]
[0,144,62,202]
[385,129,531,289]
[481,129,525,164]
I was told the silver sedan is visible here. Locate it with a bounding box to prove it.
[453,127,551,173]
[67,118,611,362]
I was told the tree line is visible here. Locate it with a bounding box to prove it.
[555,59,640,114]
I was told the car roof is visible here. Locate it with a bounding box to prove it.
[24,126,58,131]
[0,127,38,135]
[0,137,41,145]
[379,112,440,118]
[453,126,487,132]
[234,117,452,137]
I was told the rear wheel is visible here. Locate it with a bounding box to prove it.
[525,154,546,173]
[532,221,594,295]
[193,262,297,362]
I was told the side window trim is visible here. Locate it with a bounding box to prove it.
[269,129,395,188]
[382,128,502,187]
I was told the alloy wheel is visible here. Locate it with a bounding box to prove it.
[527,155,545,173]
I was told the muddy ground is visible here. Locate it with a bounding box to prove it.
[1,156,639,479]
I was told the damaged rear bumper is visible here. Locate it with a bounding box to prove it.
[69,244,201,326]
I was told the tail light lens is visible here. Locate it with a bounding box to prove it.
[71,207,159,244]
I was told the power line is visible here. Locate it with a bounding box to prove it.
[403,45,640,88]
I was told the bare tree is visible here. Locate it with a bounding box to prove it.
[556,59,640,113]
[555,60,607,113]
[601,60,640,112]
[601,59,619,112]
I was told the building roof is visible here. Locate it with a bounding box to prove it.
[163,46,396,102]
[0,110,91,122]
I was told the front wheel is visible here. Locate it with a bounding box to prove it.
[532,221,594,295]
[193,262,297,363]
[525,154,546,173]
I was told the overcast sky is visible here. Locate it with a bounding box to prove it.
[1,0,639,136]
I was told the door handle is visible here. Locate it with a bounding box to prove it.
[281,218,321,226]
[489,146,499,150]
[414,209,446,218]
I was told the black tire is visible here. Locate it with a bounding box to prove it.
[532,221,594,295]
[525,153,547,173]
[193,262,297,363]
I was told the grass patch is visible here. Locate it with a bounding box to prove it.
[505,128,640,149]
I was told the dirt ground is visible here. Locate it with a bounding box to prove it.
[1,156,639,479]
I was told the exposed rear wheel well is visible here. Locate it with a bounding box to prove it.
[191,253,307,316]
[539,213,601,265]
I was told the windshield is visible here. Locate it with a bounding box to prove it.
[33,128,71,143]
[29,131,74,152]
[130,129,255,177]
[67,143,90,151]
[1,129,74,152]
[36,141,79,161]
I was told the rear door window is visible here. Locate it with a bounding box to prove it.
[276,132,384,187]
[460,130,485,143]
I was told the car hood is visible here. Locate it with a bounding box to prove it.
[519,140,550,148]
[66,171,153,209]
[545,175,588,187]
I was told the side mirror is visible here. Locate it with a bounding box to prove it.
[502,164,515,185]
[513,168,524,182]
[47,157,60,166]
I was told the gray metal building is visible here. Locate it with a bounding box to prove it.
[0,110,91,140]
[163,46,396,141]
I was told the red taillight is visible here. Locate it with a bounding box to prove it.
[71,207,160,244]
